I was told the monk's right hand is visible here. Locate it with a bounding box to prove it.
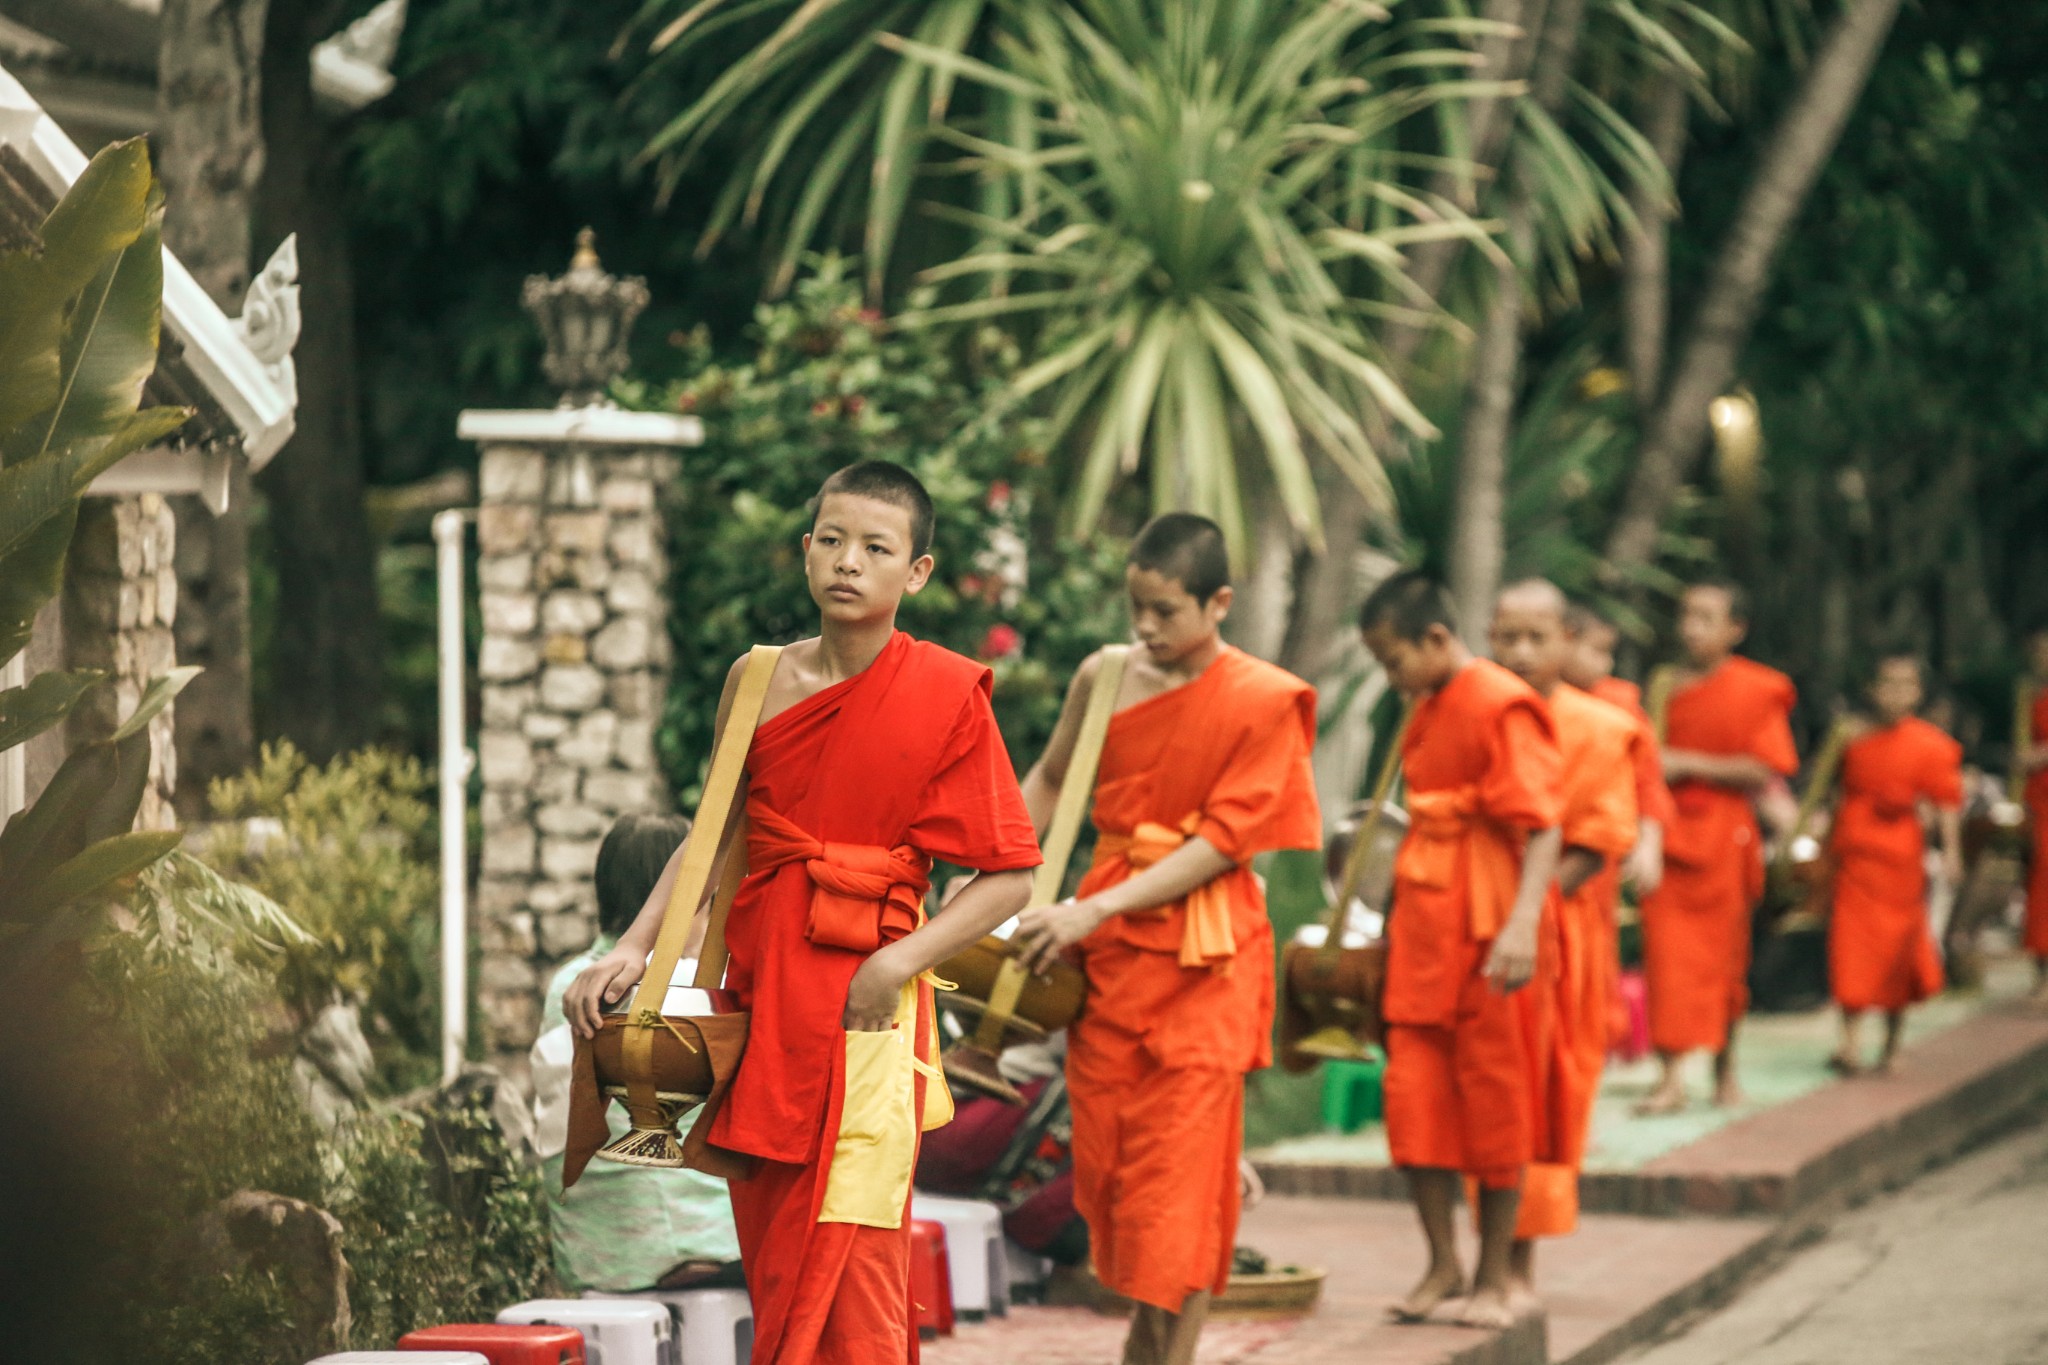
[1483,919,1537,994]
[565,945,647,1039]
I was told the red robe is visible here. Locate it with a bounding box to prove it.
[2029,687,2048,959]
[1591,676,1679,834]
[708,633,1039,1365]
[1382,659,1562,1190]
[1518,685,1638,1239]
[1828,717,1961,1012]
[1068,646,1320,1312]
[1640,657,1797,1054]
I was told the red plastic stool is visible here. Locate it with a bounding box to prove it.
[398,1325,586,1365]
[909,1218,955,1340]
[1612,970,1650,1063]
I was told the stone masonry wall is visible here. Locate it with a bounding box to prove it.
[66,493,179,831]
[473,442,676,1071]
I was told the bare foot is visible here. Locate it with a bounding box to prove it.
[1825,1051,1863,1078]
[1870,1055,1899,1077]
[1633,1081,1688,1117]
[1456,1284,1518,1330]
[1387,1264,1466,1323]
[1504,1275,1542,1318]
[1712,1075,1746,1108]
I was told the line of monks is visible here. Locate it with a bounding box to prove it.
[564,459,2048,1365]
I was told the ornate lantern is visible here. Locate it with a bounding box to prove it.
[522,228,650,408]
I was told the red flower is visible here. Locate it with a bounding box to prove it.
[675,391,697,414]
[987,480,1012,512]
[843,394,865,417]
[811,398,835,418]
[979,623,1022,660]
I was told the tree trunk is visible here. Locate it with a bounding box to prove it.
[1620,74,1689,412]
[1445,0,1586,640]
[1604,0,1905,572]
[157,0,269,808]
[253,0,386,759]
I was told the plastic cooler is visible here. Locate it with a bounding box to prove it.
[1319,1053,1385,1133]
[909,1193,1007,1320]
[308,1355,488,1364]
[397,1325,586,1365]
[584,1287,753,1365]
[1613,970,1650,1062]
[908,1219,955,1339]
[497,1300,672,1365]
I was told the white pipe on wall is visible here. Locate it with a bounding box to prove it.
[0,653,24,822]
[433,508,474,1085]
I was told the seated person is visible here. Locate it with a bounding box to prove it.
[530,813,742,1292]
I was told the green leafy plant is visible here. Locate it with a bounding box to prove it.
[0,137,194,944]
[203,742,441,1089]
[618,254,1126,797]
[890,0,1501,561]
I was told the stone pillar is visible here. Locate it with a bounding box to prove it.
[65,493,180,830]
[460,408,700,1074]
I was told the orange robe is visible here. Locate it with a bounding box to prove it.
[1828,717,1961,1012]
[708,633,1039,1365]
[1640,657,1798,1054]
[2029,687,2048,959]
[1591,677,1679,834]
[1067,646,1320,1312]
[1518,685,1638,1240]
[1383,659,1562,1189]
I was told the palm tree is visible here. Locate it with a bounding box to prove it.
[888,0,1505,561]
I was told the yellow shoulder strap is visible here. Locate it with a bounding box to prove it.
[1645,665,1679,746]
[628,644,781,1020]
[1319,698,1414,940]
[1032,644,1131,906]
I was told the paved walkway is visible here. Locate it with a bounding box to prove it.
[1619,1117,2048,1365]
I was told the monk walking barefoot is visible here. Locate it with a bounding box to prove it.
[1013,514,1321,1365]
[1488,582,1639,1315]
[566,462,1040,1365]
[1637,581,1798,1116]
[1829,656,1963,1077]
[1358,572,1563,1332]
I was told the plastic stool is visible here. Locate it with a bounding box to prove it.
[399,1325,585,1365]
[910,1193,1008,1319]
[1003,1239,1050,1301]
[498,1300,672,1365]
[1614,970,1650,1063]
[1319,1054,1384,1133]
[909,1218,955,1339]
[310,1356,488,1364]
[585,1287,753,1365]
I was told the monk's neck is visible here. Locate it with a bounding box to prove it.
[815,617,897,684]
[1161,632,1226,683]
[1685,649,1734,677]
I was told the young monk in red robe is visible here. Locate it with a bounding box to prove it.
[1012,514,1320,1365]
[1827,655,1962,1075]
[1487,581,1638,1309]
[1637,581,1798,1115]
[1358,571,1562,1331]
[1561,602,1676,898]
[566,461,1040,1365]
[2024,628,2048,1005]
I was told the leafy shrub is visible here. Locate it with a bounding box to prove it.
[621,255,1126,796]
[203,741,441,1090]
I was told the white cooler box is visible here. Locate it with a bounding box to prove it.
[308,1356,489,1364]
[585,1287,753,1365]
[499,1299,673,1365]
[910,1194,1008,1320]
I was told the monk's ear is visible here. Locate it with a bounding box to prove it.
[1207,584,1234,622]
[904,551,936,596]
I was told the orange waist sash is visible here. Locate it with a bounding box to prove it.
[1399,787,1521,940]
[1095,813,1236,970]
[746,798,930,952]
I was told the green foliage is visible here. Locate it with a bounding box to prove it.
[893,0,1500,561]
[204,742,441,1089]
[620,255,1125,796]
[75,931,550,1364]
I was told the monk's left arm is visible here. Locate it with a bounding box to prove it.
[844,868,1034,1030]
[1485,827,1561,992]
[1013,838,1237,973]
[1558,846,1604,896]
[1663,749,1778,791]
[1937,805,1964,886]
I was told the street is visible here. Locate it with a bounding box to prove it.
[1622,1113,2048,1365]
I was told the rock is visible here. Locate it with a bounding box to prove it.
[479,552,535,592]
[591,616,652,671]
[479,635,540,682]
[605,570,659,615]
[536,802,608,838]
[481,591,538,635]
[557,711,617,769]
[542,632,589,666]
[481,683,534,727]
[482,447,547,502]
[538,910,596,958]
[542,590,606,635]
[184,1192,351,1358]
[481,822,537,876]
[608,669,659,718]
[540,835,604,882]
[546,511,608,556]
[479,953,539,993]
[583,769,654,812]
[540,664,606,711]
[527,879,591,914]
[600,477,655,513]
[522,710,570,741]
[608,519,657,566]
[614,717,657,771]
[478,503,538,554]
[478,730,534,787]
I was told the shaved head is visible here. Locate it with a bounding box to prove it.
[1489,578,1571,695]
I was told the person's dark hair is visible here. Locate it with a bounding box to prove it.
[1685,576,1750,625]
[1129,513,1230,602]
[594,813,692,939]
[1358,568,1458,640]
[1562,598,1613,637]
[812,460,935,558]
